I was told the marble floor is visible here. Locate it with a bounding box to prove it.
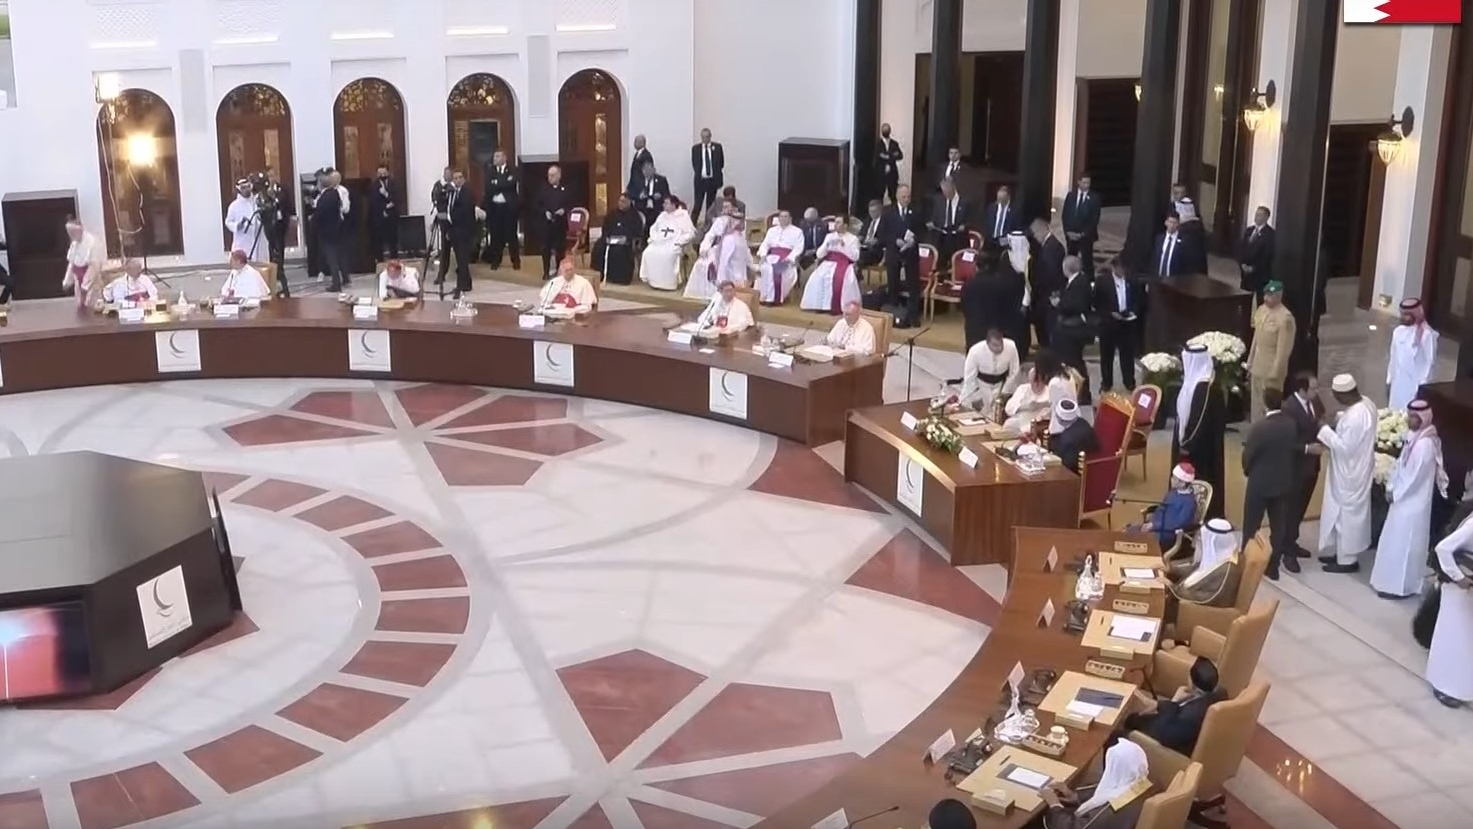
[0,271,1467,829]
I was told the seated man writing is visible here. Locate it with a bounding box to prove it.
[695,280,754,334]
[538,258,597,314]
[824,301,876,356]
[1165,517,1243,618]
[1125,656,1225,755]
[1039,738,1155,829]
[102,259,159,305]
[377,259,422,299]
[219,249,272,300]
[1129,463,1200,552]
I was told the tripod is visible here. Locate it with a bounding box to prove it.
[425,218,448,301]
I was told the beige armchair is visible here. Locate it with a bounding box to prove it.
[1153,599,1277,698]
[1168,535,1271,642]
[1131,681,1270,807]
[1133,754,1202,829]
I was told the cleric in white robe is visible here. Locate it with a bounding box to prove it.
[219,249,272,300]
[539,259,597,314]
[225,178,267,259]
[63,219,105,308]
[1388,298,1438,411]
[640,196,696,291]
[824,302,876,356]
[102,259,158,305]
[684,209,751,301]
[1371,399,1447,598]
[755,211,805,305]
[695,281,754,334]
[799,218,862,314]
[1315,374,1378,571]
[959,330,1021,413]
[1428,511,1473,708]
[378,259,421,299]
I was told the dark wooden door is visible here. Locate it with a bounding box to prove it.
[558,70,623,221]
[1077,79,1138,207]
[96,89,186,258]
[333,78,409,184]
[447,73,517,202]
[216,84,296,251]
[1321,123,1383,280]
[967,52,1024,173]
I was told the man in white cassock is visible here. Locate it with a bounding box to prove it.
[225,178,267,260]
[755,211,805,305]
[1371,399,1447,598]
[695,280,754,334]
[1428,512,1473,708]
[377,259,421,299]
[538,258,597,314]
[640,196,696,291]
[219,249,272,300]
[102,259,158,305]
[1315,374,1378,573]
[1388,298,1438,410]
[684,204,751,301]
[63,219,105,308]
[959,329,1020,414]
[824,301,876,356]
[799,216,862,314]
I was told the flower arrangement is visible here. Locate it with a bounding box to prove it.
[1139,352,1183,391]
[1373,452,1397,486]
[1375,408,1410,457]
[917,391,964,454]
[1186,331,1248,397]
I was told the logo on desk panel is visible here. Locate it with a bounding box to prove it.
[136,565,194,649]
[708,368,748,420]
[348,330,392,373]
[155,330,202,373]
[896,454,924,515]
[1344,0,1460,23]
[533,342,576,388]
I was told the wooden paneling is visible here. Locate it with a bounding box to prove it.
[95,89,186,259]
[557,69,622,221]
[215,84,295,252]
[332,78,408,183]
[446,73,517,202]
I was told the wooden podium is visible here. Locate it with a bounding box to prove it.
[2,190,79,300]
[1143,273,1252,352]
[778,138,849,216]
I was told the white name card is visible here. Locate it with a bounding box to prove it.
[118,307,146,324]
[812,810,849,829]
[518,314,545,329]
[927,729,958,763]
[1046,546,1060,572]
[1008,662,1026,691]
[213,304,240,319]
[1040,598,1056,627]
[668,330,694,345]
[900,412,919,430]
[353,305,379,321]
[958,447,980,468]
[768,352,795,369]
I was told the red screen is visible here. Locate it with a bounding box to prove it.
[0,604,91,701]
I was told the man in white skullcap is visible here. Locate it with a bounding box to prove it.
[1371,399,1446,598]
[1048,398,1096,474]
[1315,374,1378,573]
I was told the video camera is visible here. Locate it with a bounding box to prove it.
[241,170,282,224]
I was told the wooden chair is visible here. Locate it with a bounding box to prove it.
[916,244,939,311]
[967,229,984,250]
[1125,384,1164,478]
[567,208,591,269]
[1133,756,1202,829]
[733,286,760,324]
[926,247,981,322]
[1169,535,1271,643]
[1153,479,1215,564]
[1078,394,1136,527]
[1130,681,1270,815]
[859,309,893,356]
[250,261,280,297]
[584,270,602,308]
[1154,599,1277,698]
[746,218,767,249]
[764,211,781,230]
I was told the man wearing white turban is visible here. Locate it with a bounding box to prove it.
[1048,397,1096,474]
[1316,374,1377,573]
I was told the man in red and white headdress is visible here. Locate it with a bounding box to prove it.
[1139,462,1201,556]
[1388,298,1438,410]
[63,219,105,308]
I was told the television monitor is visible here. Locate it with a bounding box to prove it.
[0,602,91,702]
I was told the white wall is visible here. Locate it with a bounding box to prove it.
[0,0,712,267]
[692,0,854,215]
[1331,24,1400,124]
[1245,0,1299,219]
[1075,0,1147,79]
[879,0,919,188]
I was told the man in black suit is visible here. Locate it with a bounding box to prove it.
[436,170,476,298]
[1029,219,1066,350]
[1093,262,1143,391]
[627,134,653,193]
[628,159,670,231]
[1237,205,1275,298]
[960,255,1022,351]
[1050,398,1097,473]
[1151,213,1197,278]
[1053,255,1096,404]
[881,184,927,328]
[368,164,399,262]
[928,178,969,265]
[798,208,828,269]
[1127,657,1226,755]
[980,185,1020,250]
[1243,388,1322,580]
[1061,173,1101,277]
[482,150,521,271]
[690,128,724,223]
[264,167,293,295]
[857,200,885,267]
[875,123,903,203]
[1283,372,1325,560]
[938,146,964,189]
[536,165,572,279]
[312,169,349,291]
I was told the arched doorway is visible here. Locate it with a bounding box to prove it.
[215,83,295,252]
[557,69,622,220]
[95,89,185,258]
[447,73,517,199]
[332,77,409,272]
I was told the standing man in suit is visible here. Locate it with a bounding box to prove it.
[368,164,400,262]
[1243,388,1321,579]
[436,170,476,299]
[1093,262,1143,392]
[876,123,903,204]
[1029,219,1066,350]
[628,159,671,231]
[628,134,653,193]
[929,178,969,265]
[536,165,572,279]
[312,169,350,291]
[1237,206,1275,299]
[690,128,724,224]
[938,146,964,190]
[1284,372,1325,561]
[981,186,1019,251]
[265,167,293,296]
[1061,173,1101,277]
[1053,255,1096,404]
[882,184,926,328]
[482,150,521,271]
[1151,214,1196,278]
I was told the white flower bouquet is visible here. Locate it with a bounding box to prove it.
[1375,408,1410,457]
[1139,352,1183,390]
[1373,452,1397,486]
[1186,331,1248,396]
[918,414,963,454]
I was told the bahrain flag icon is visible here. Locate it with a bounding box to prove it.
[1344,0,1462,24]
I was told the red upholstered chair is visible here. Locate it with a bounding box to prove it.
[1078,395,1137,527]
[928,247,981,321]
[1124,384,1164,478]
[567,207,590,269]
[916,243,939,311]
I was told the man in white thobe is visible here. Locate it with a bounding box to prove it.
[695,280,754,334]
[63,219,105,308]
[1388,298,1438,410]
[378,259,422,299]
[225,178,266,259]
[1371,399,1447,598]
[684,205,751,301]
[1315,374,1378,572]
[640,197,696,291]
[959,329,1021,414]
[824,301,876,356]
[219,249,272,300]
[755,211,805,305]
[1428,512,1473,708]
[538,259,597,314]
[102,259,158,305]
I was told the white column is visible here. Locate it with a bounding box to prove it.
[1049,0,1081,219]
[1372,26,1454,305]
[1244,0,1297,218]
[878,0,918,187]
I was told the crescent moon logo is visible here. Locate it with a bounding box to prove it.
[359,331,376,356]
[168,331,186,357]
[152,578,175,618]
[543,343,560,369]
[720,371,734,399]
[903,458,920,493]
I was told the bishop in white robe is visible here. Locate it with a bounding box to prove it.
[685,211,751,301]
[959,332,1021,414]
[220,250,272,300]
[1388,298,1438,410]
[755,212,805,305]
[63,220,105,308]
[1315,374,1378,570]
[102,260,158,305]
[539,261,597,314]
[824,302,876,356]
[640,199,696,291]
[695,281,754,334]
[225,179,266,259]
[799,223,862,314]
[378,260,422,299]
[1371,399,1447,598]
[1428,512,1473,707]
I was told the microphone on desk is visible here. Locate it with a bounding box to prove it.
[844,805,901,829]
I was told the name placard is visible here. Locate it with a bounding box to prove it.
[668,330,694,345]
[768,352,794,369]
[958,447,980,468]
[118,307,146,324]
[900,412,919,430]
[213,304,240,319]
[518,314,545,329]
[353,305,379,321]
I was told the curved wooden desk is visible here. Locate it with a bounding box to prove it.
[0,299,884,446]
[756,528,1163,829]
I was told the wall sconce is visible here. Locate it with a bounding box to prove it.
[1213,83,1224,102]
[125,134,158,167]
[1133,82,1142,102]
[1241,80,1277,132]
[1374,106,1416,165]
[94,72,121,122]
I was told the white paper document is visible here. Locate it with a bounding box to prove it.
[1122,567,1157,580]
[1108,615,1158,642]
[1004,766,1051,789]
[1065,699,1105,719]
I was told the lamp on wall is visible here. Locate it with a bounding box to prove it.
[1241,80,1276,132]
[94,72,121,122]
[1133,82,1142,102]
[1374,107,1416,165]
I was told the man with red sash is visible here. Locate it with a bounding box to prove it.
[538,258,597,314]
[755,210,805,305]
[799,215,862,314]
[63,219,105,308]
[101,259,159,305]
